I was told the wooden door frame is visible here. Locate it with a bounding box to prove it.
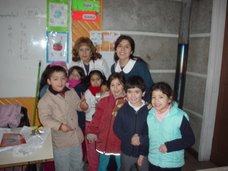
[198,0,227,161]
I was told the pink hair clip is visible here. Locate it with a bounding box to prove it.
[49,61,68,72]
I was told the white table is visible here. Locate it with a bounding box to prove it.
[0,127,53,169]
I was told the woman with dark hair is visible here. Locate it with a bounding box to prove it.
[111,35,154,102]
[71,37,110,79]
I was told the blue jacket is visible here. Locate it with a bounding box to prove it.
[111,58,153,102]
[113,102,149,157]
[147,102,195,168]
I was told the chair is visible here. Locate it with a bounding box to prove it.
[18,106,30,127]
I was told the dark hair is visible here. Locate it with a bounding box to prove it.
[151,82,173,99]
[72,37,102,62]
[86,70,106,86]
[39,65,51,93]
[114,35,135,62]
[47,65,67,79]
[125,76,145,92]
[107,73,125,88]
[68,66,86,81]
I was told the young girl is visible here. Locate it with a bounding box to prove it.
[84,70,106,171]
[67,66,87,130]
[87,73,126,171]
[147,82,195,171]
[67,66,88,162]
[38,64,88,171]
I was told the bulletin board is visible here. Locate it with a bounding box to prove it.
[71,0,102,43]
[0,0,46,97]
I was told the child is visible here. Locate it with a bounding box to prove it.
[95,81,109,101]
[84,69,106,171]
[39,61,68,98]
[67,66,88,162]
[87,73,126,171]
[147,82,195,171]
[113,76,149,171]
[38,64,88,171]
[67,66,87,129]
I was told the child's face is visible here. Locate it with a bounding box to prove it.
[47,71,67,92]
[110,78,124,98]
[78,45,91,64]
[90,74,102,87]
[100,84,109,94]
[126,87,143,107]
[69,69,81,80]
[151,89,172,113]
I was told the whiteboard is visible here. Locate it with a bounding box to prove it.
[0,0,47,97]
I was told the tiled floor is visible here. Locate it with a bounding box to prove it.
[183,152,217,171]
[85,151,218,171]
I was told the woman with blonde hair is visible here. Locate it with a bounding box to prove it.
[71,37,110,79]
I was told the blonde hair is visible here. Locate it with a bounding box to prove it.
[72,37,101,62]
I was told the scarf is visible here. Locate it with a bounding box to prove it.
[49,86,69,97]
[112,96,126,116]
[67,79,81,88]
[88,86,100,96]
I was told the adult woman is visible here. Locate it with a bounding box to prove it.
[111,35,153,102]
[71,37,110,79]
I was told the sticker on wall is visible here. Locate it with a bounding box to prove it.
[72,0,100,12]
[72,10,100,22]
[46,31,69,63]
[47,0,70,32]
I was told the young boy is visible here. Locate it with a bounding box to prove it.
[38,64,88,171]
[113,76,149,171]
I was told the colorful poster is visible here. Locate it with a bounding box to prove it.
[72,0,100,12]
[46,0,70,32]
[71,0,102,44]
[90,31,120,52]
[46,31,69,63]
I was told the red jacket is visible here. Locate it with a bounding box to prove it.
[87,93,126,155]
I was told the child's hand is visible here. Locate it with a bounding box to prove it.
[86,133,97,143]
[159,144,167,153]
[131,133,140,146]
[137,155,144,167]
[147,103,153,110]
[59,123,74,132]
[80,94,88,111]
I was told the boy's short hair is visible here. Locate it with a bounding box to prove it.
[47,65,67,79]
[125,76,145,92]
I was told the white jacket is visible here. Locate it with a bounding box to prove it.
[70,58,110,79]
[84,89,97,121]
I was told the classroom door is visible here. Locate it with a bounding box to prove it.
[210,5,228,166]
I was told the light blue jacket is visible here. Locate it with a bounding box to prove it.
[147,102,189,168]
